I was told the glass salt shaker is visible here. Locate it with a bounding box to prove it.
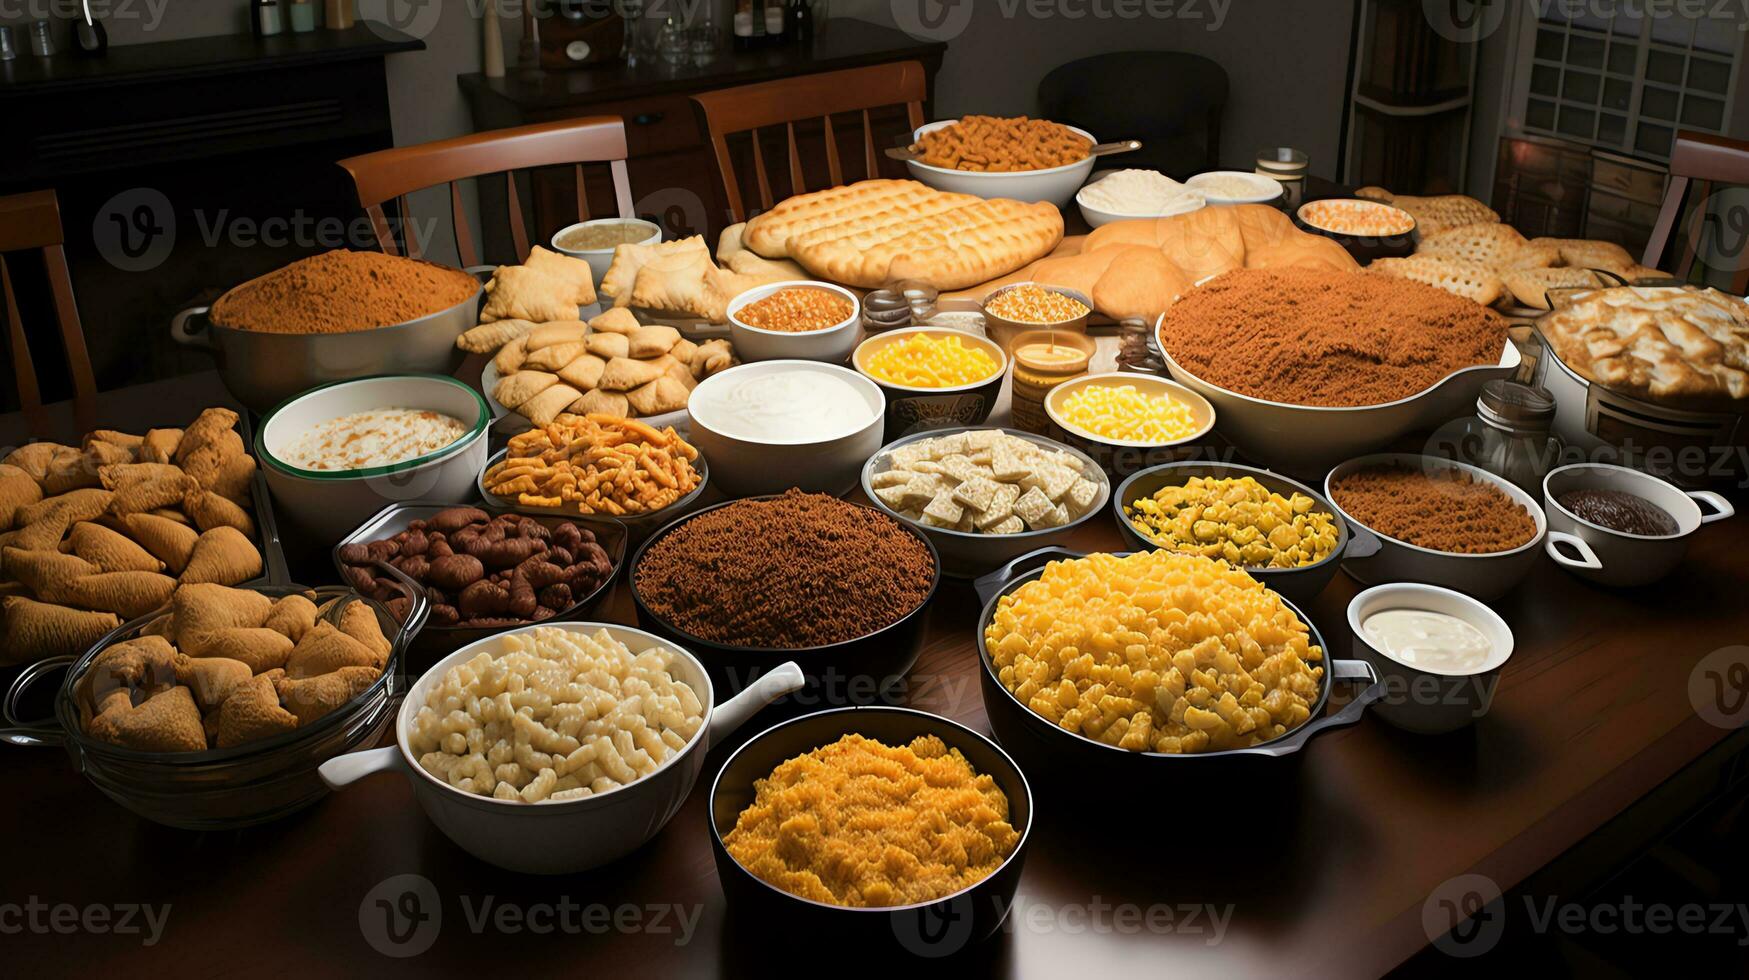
[1444,381,1563,498]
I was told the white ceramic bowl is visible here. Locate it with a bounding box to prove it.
[1347,583,1514,734]
[319,622,803,875]
[1542,462,1734,587]
[686,360,886,496]
[1075,171,1206,228]
[1161,329,1522,476]
[726,280,862,363]
[550,217,661,290]
[1325,453,1579,601]
[1185,170,1284,205]
[1043,371,1215,477]
[905,120,1097,207]
[257,374,490,543]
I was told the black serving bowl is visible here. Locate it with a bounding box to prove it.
[852,327,1008,442]
[333,502,628,672]
[629,495,942,706]
[973,547,1382,785]
[708,706,1032,956]
[1293,198,1420,265]
[1111,461,1380,605]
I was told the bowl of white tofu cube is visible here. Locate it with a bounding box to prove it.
[860,427,1111,577]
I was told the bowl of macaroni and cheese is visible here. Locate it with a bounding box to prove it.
[905,117,1097,206]
[852,327,1007,441]
[256,374,490,543]
[318,622,803,874]
[973,548,1383,779]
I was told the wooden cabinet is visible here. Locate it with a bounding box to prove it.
[458,20,944,258]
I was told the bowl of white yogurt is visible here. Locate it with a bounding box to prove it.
[1346,583,1515,735]
[256,374,490,542]
[685,360,886,497]
[1076,169,1206,228]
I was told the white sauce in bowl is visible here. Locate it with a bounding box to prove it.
[281,407,469,471]
[690,367,874,443]
[1361,608,1493,674]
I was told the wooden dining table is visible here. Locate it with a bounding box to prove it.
[4,368,1747,978]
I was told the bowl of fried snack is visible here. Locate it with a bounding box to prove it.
[726,280,862,363]
[1112,461,1379,604]
[973,548,1383,781]
[905,115,1096,206]
[708,705,1031,949]
[477,412,707,541]
[3,579,423,829]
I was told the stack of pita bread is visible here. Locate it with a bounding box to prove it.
[1357,187,1666,309]
[948,205,1358,320]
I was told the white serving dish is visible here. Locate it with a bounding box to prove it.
[1325,453,1577,601]
[1075,170,1206,228]
[319,622,803,875]
[1185,170,1284,205]
[1160,329,1522,475]
[1347,583,1514,734]
[1542,462,1734,587]
[726,280,863,363]
[550,218,661,290]
[686,360,886,496]
[905,120,1097,207]
[256,374,490,543]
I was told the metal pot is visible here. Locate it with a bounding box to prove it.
[171,283,480,415]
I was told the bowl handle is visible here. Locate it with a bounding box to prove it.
[707,661,804,748]
[319,745,405,790]
[973,546,1087,607]
[1,656,74,748]
[1249,658,1383,757]
[1545,530,1603,570]
[372,560,433,648]
[1344,521,1383,560]
[170,306,215,353]
[1689,490,1735,524]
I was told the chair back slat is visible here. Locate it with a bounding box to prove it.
[337,116,632,267]
[398,195,421,259]
[574,164,591,223]
[1644,131,1749,293]
[822,114,843,186]
[0,190,97,435]
[450,181,480,268]
[691,60,930,223]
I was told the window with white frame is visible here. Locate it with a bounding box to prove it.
[1511,1,1743,160]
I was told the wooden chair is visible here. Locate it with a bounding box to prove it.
[336,116,635,267]
[0,190,97,436]
[1643,130,1749,293]
[691,60,928,223]
[1038,52,1227,179]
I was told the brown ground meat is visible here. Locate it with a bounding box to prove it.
[1156,268,1507,407]
[633,489,935,649]
[211,249,479,334]
[1330,464,1536,554]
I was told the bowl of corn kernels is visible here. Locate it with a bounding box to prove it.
[853,327,1009,441]
[1110,461,1379,604]
[727,280,862,364]
[980,282,1093,353]
[1043,371,1215,478]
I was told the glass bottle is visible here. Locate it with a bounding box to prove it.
[1442,381,1563,498]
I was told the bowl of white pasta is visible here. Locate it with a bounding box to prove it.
[318,622,804,874]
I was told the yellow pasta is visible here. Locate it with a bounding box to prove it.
[864,333,1000,388]
[983,551,1323,754]
[1057,383,1200,443]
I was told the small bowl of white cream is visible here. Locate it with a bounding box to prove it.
[1075,169,1206,227]
[685,360,885,497]
[1346,582,1514,735]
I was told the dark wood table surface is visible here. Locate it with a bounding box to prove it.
[5,372,1748,978]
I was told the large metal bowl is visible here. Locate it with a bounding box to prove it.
[171,282,480,415]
